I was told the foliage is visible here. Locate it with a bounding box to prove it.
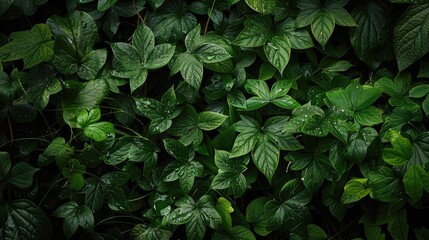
[1,0,429,239]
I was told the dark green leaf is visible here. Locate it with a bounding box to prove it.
[252,135,279,183]
[394,3,429,71]
[197,111,228,131]
[0,23,54,69]
[4,200,53,240]
[311,10,335,47]
[0,151,11,179]
[244,0,276,14]
[8,162,39,189]
[264,35,291,74]
[367,166,404,202]
[53,201,94,239]
[130,224,172,240]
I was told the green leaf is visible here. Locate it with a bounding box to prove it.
[62,79,110,127]
[341,178,370,204]
[252,135,279,183]
[403,165,429,202]
[194,44,231,63]
[97,0,119,11]
[364,225,385,240]
[0,23,54,69]
[197,111,228,131]
[296,0,321,28]
[311,10,335,47]
[77,107,101,127]
[350,2,389,69]
[367,166,404,202]
[8,162,39,189]
[107,137,157,165]
[233,15,272,47]
[215,197,234,232]
[53,201,94,239]
[110,42,140,69]
[244,0,276,14]
[44,137,72,160]
[326,82,382,112]
[168,195,221,239]
[84,178,106,212]
[264,35,291,74]
[180,53,204,90]
[246,197,272,236]
[4,200,53,240]
[84,121,115,142]
[146,43,175,69]
[409,84,429,98]
[147,0,198,43]
[382,130,413,166]
[130,224,172,240]
[387,210,409,240]
[231,131,260,158]
[48,10,98,55]
[354,106,383,126]
[394,3,429,72]
[374,72,411,100]
[380,103,422,136]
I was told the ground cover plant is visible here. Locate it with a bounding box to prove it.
[1,0,429,239]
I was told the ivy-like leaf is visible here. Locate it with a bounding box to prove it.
[7,162,39,189]
[403,165,429,202]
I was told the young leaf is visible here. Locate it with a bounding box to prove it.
[394,3,429,71]
[341,178,370,204]
[382,130,413,166]
[84,121,115,142]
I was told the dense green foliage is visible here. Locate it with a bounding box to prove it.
[1,0,429,239]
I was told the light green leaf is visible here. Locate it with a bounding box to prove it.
[197,111,228,131]
[311,10,335,47]
[264,35,291,74]
[77,108,101,127]
[4,200,53,240]
[403,165,429,202]
[382,130,413,166]
[252,135,279,183]
[44,137,72,161]
[341,178,370,204]
[7,162,39,189]
[394,3,429,72]
[53,201,94,239]
[107,137,157,165]
[0,23,54,69]
[84,122,115,142]
[215,197,234,232]
[244,0,276,14]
